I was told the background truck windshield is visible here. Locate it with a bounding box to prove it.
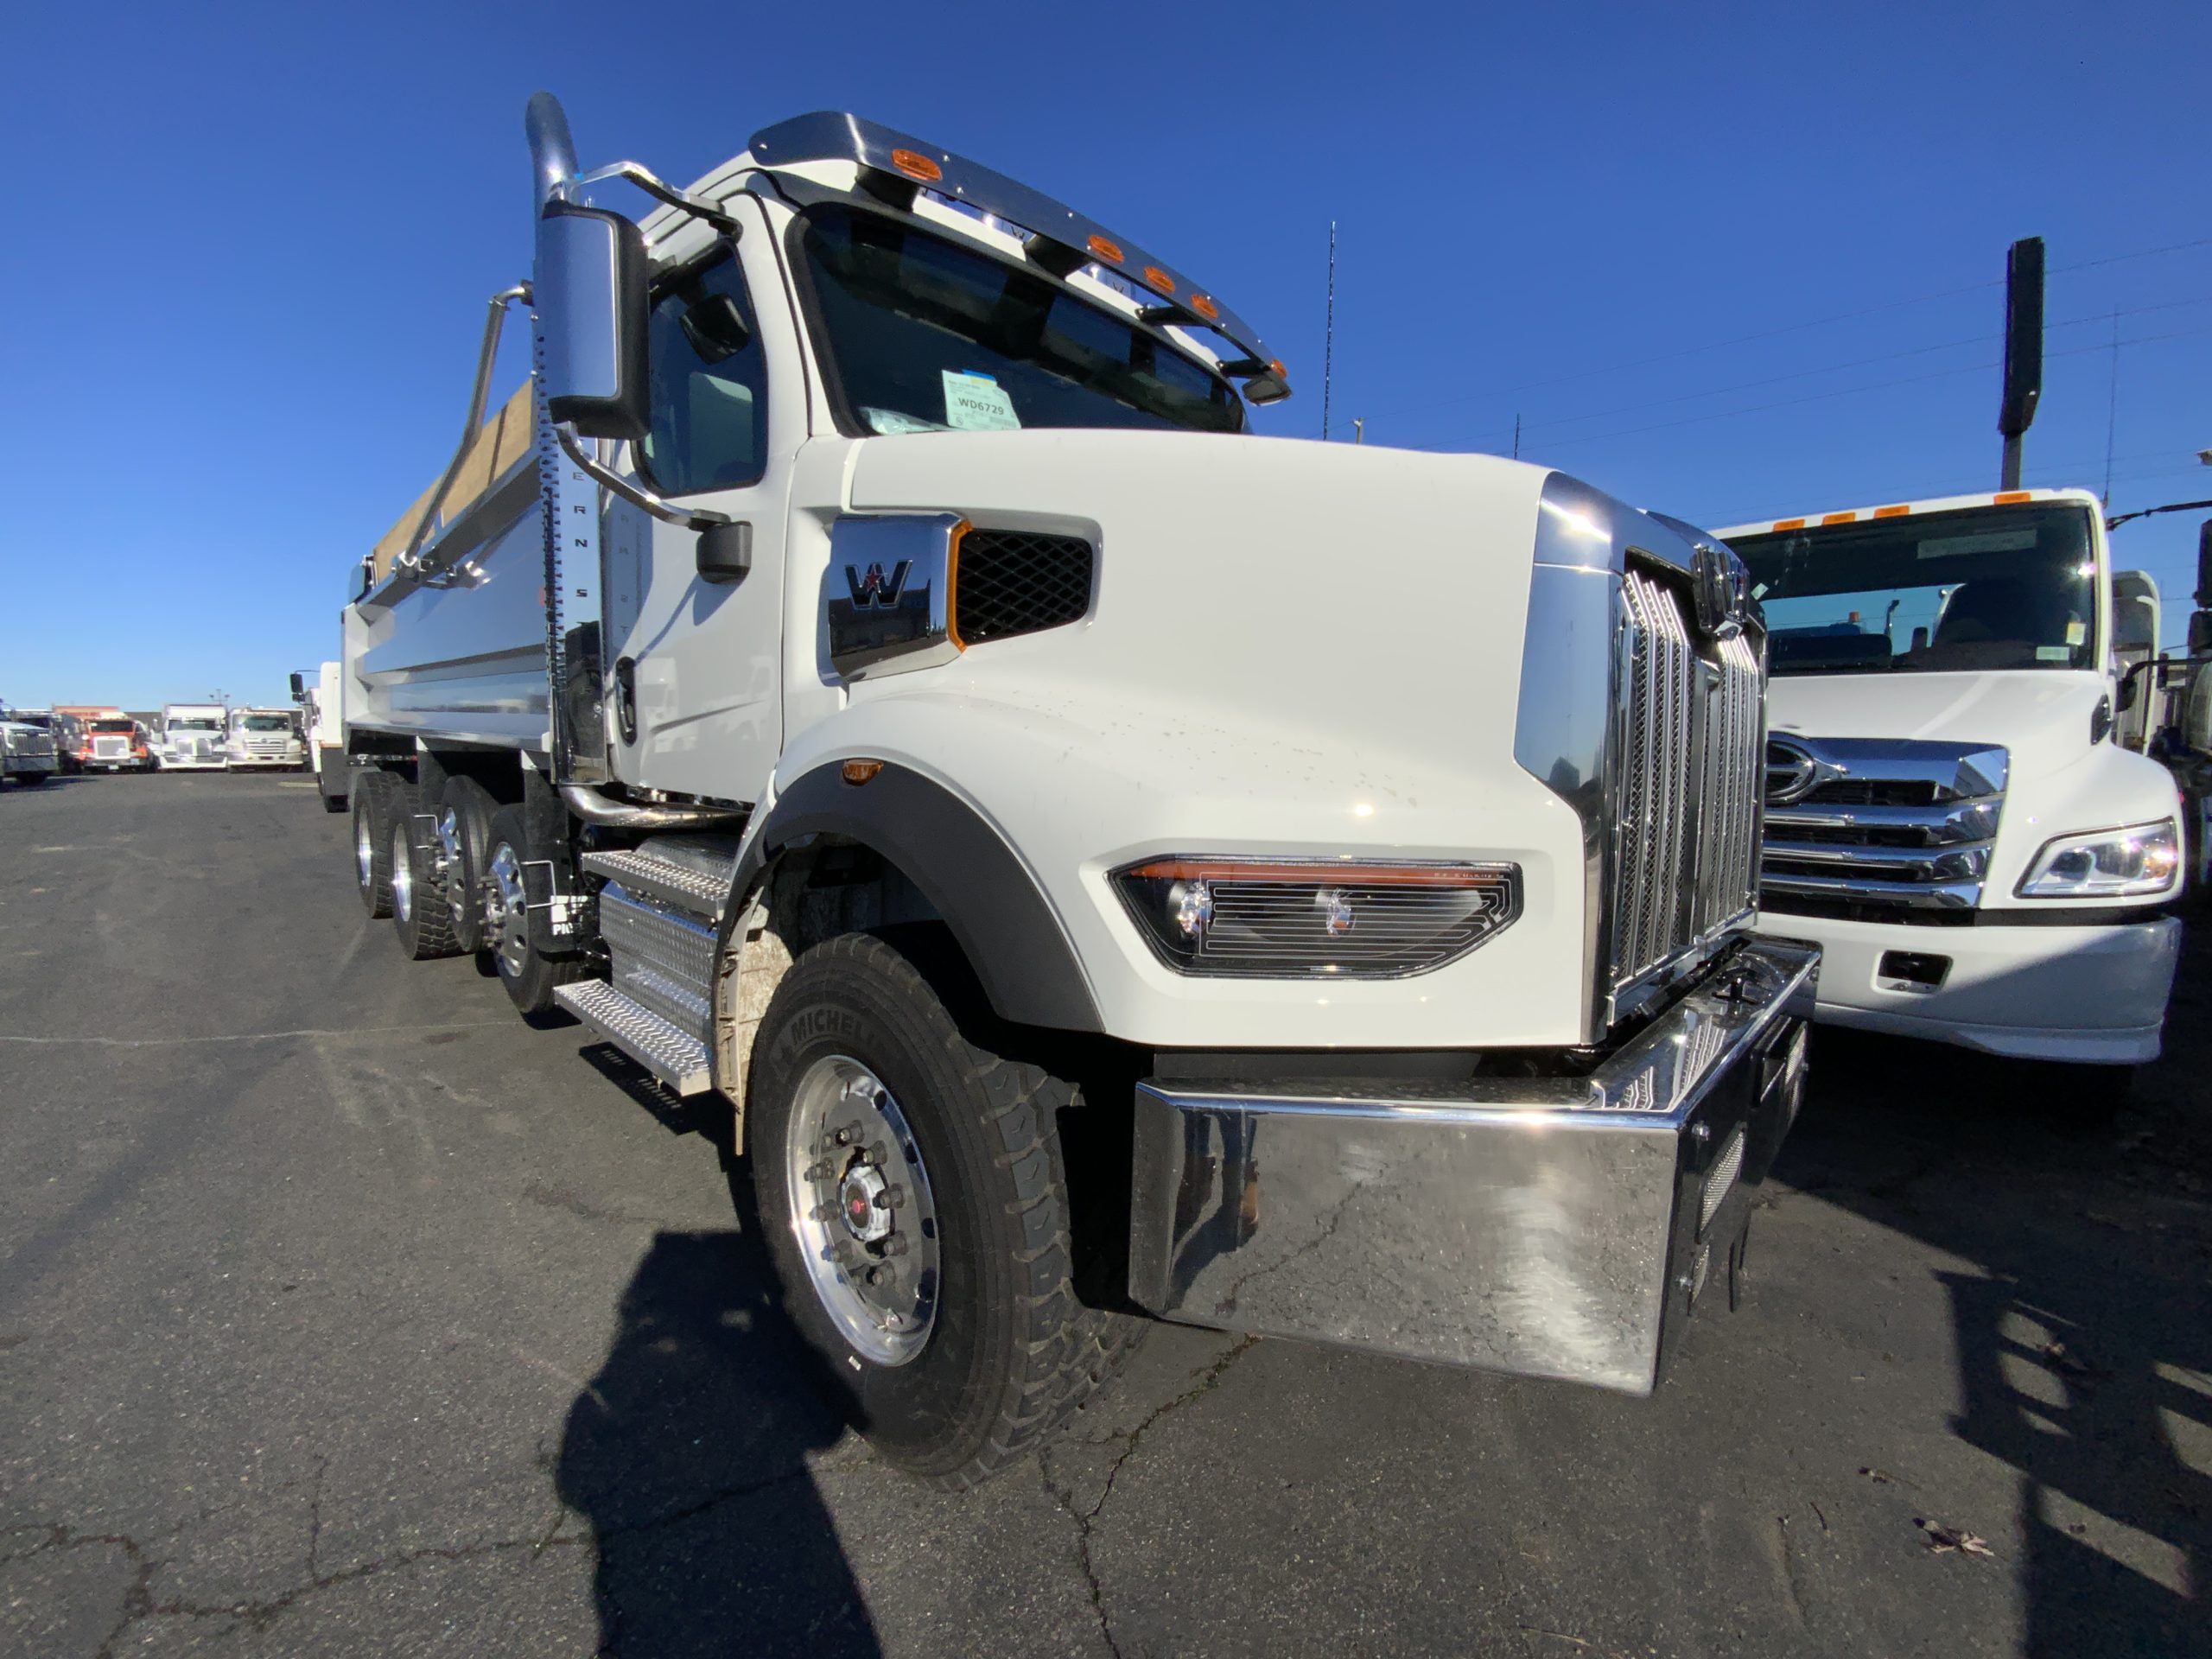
[170,717,221,731]
[1730,503,2099,677]
[798,206,1244,438]
[91,720,134,734]
[243,715,290,732]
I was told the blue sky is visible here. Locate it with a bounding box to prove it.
[3,0,2207,709]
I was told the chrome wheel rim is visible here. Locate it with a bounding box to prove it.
[485,842,530,978]
[353,810,373,890]
[784,1055,941,1367]
[437,808,468,928]
[390,821,414,923]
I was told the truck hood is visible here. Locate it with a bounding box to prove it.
[1768,670,2107,779]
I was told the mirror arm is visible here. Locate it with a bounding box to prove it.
[555,425,730,531]
[398,283,535,574]
[575,162,742,238]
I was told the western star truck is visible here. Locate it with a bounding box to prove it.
[74,711,154,772]
[291,663,349,812]
[158,703,229,771]
[335,92,1814,1486]
[1717,487,2182,1093]
[224,706,307,771]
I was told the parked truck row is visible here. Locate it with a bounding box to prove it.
[328,93,1812,1487]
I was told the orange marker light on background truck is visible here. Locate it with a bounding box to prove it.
[889,149,942,183]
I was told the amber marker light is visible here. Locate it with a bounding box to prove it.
[1087,234,1125,264]
[1994,491,2032,504]
[1821,512,1857,525]
[1874,505,1912,518]
[1141,265,1176,295]
[890,149,942,183]
[1773,518,1806,531]
[943,518,972,651]
[1189,294,1220,321]
[842,759,885,786]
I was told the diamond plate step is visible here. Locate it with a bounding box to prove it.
[555,979,713,1096]
[580,844,733,919]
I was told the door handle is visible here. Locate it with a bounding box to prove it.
[613,656,638,746]
[698,519,752,583]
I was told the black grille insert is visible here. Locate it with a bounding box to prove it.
[955,530,1093,645]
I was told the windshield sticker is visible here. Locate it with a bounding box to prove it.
[2036,645,2073,661]
[942,370,1021,431]
[2066,620,2087,645]
[1918,529,2037,559]
[862,407,949,435]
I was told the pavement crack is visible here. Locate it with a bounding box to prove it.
[1040,1336,1258,1659]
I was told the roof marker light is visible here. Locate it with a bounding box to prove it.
[890,149,942,183]
[1087,234,1124,264]
[1821,512,1857,525]
[1773,518,1806,531]
[1874,505,1911,518]
[1141,265,1176,295]
[1994,491,2032,504]
[1190,294,1220,321]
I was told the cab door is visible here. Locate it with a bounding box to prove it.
[602,194,803,806]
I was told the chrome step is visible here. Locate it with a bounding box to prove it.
[554,979,713,1096]
[580,843,734,918]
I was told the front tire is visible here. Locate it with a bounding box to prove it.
[749,931,1138,1489]
[16,772,48,788]
[483,804,588,1015]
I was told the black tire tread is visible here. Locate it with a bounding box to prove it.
[486,804,591,1016]
[391,786,462,960]
[767,932,1143,1490]
[352,770,400,918]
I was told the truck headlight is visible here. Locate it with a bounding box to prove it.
[2015,819,2180,899]
[1111,857,1520,977]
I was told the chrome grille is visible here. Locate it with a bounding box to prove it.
[1611,569,1764,993]
[1760,738,2006,913]
[93,737,128,759]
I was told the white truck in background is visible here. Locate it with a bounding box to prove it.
[223,707,307,772]
[291,663,349,811]
[334,92,1814,1487]
[157,703,229,771]
[1717,487,2183,1096]
[1,707,59,787]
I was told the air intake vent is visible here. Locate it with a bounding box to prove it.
[955,531,1093,645]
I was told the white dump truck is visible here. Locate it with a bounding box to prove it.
[337,92,1813,1486]
[157,703,229,771]
[1716,488,2182,1092]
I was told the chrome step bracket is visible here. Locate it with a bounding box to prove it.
[554,979,713,1096]
[580,843,734,919]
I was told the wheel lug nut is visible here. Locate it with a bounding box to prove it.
[865,1267,886,1287]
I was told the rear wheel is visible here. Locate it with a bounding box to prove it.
[436,778,499,954]
[749,931,1140,1489]
[483,804,588,1015]
[16,772,48,788]
[391,790,461,960]
[351,770,401,918]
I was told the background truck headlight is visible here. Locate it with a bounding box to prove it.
[2015,819,2180,899]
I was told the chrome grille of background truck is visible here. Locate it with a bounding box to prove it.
[1758,737,2007,913]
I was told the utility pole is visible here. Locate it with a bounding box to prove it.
[1998,236,2044,490]
[1322,221,1336,442]
[1352,418,1363,445]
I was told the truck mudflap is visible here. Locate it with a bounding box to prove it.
[1128,937,1820,1395]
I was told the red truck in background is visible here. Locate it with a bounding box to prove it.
[59,706,156,772]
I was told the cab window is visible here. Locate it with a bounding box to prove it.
[638,247,769,496]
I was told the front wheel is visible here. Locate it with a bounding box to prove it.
[749,931,1138,1488]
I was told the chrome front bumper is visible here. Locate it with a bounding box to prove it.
[1128,937,1819,1395]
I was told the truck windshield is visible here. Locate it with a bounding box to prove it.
[243,715,290,732]
[171,718,221,731]
[92,720,134,734]
[796,205,1244,438]
[1730,503,2099,677]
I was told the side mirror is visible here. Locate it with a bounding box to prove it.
[2116,672,2139,715]
[696,519,752,584]
[535,202,651,442]
[288,671,305,702]
[2190,610,2212,656]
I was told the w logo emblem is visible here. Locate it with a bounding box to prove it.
[845,560,912,610]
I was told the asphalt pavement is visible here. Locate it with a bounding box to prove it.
[2,772,2207,1657]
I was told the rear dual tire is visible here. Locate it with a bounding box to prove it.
[391,788,461,961]
[351,771,402,918]
[483,804,588,1015]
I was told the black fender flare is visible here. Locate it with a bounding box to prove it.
[726,760,1103,1033]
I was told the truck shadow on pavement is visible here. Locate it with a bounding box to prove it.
[1775,1007,2212,1657]
[555,1065,882,1657]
